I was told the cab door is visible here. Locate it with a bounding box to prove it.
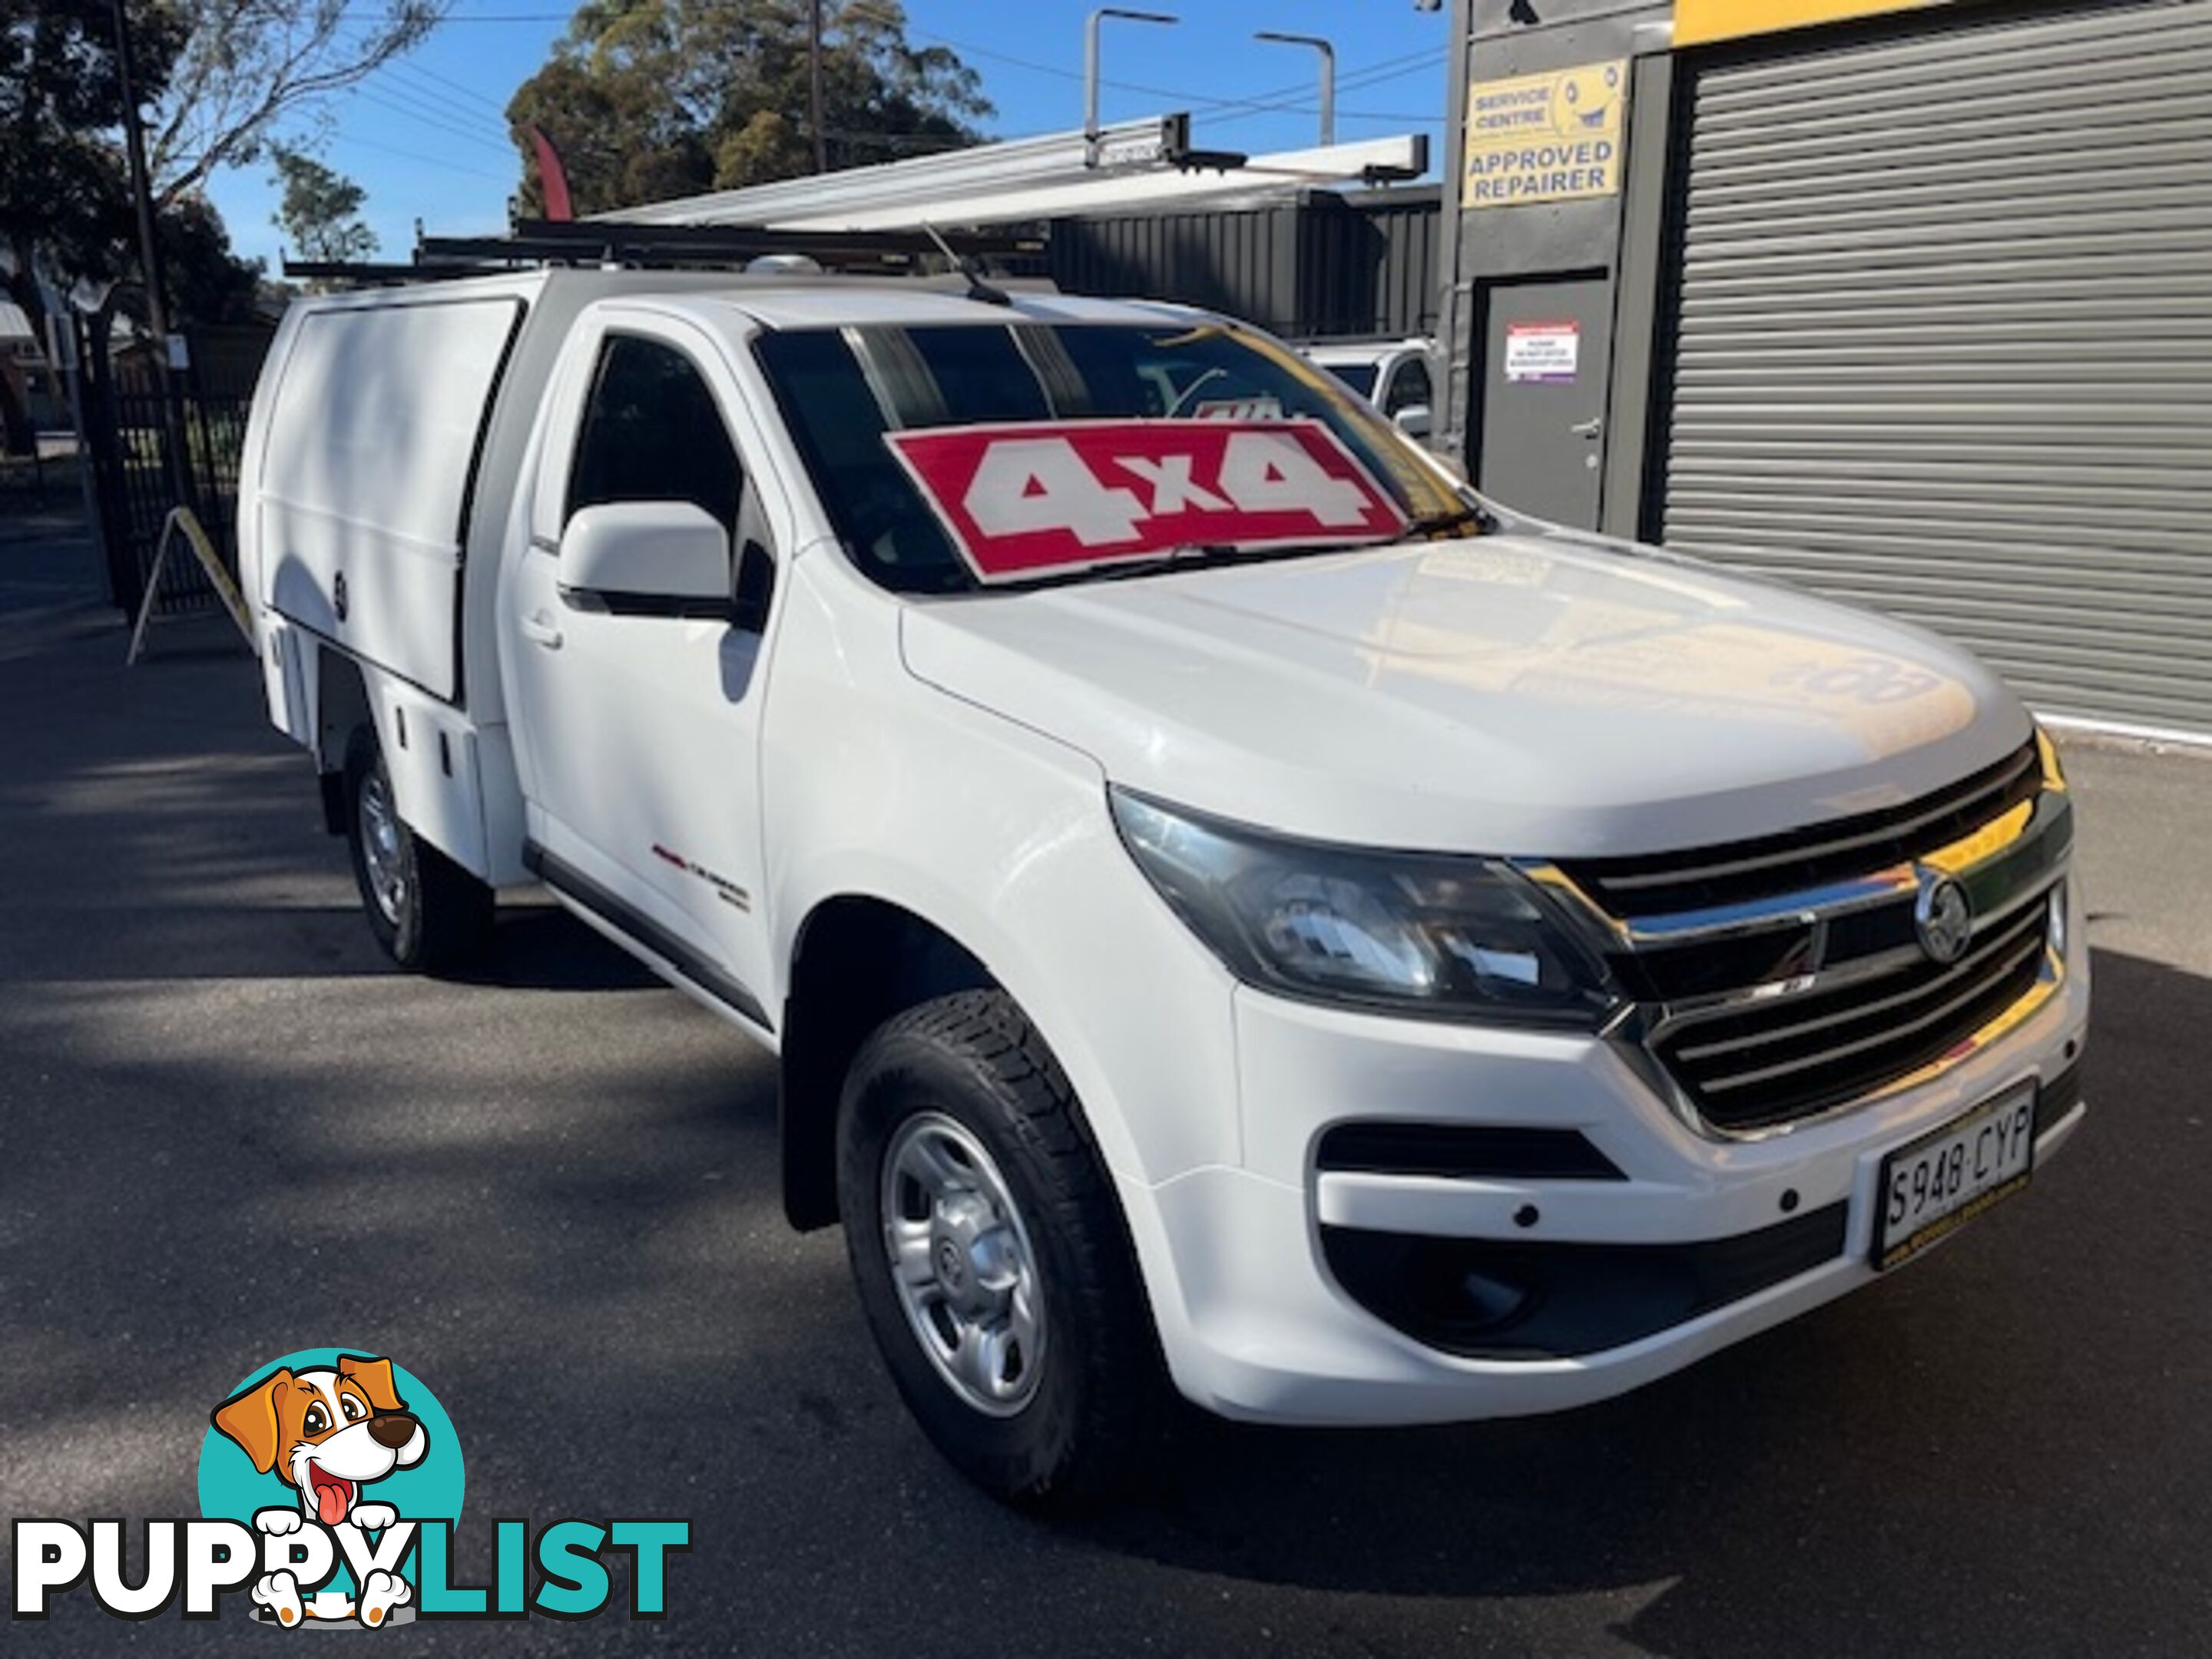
[1379,351,1435,438]
[502,313,785,1028]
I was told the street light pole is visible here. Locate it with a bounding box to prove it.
[1084,9,1177,166]
[1253,31,1336,147]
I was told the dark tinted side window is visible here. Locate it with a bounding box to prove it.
[1326,362,1378,398]
[1384,357,1432,417]
[567,336,743,531]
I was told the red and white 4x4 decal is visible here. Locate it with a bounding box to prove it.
[885,418,1408,582]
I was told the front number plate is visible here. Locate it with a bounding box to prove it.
[1873,1085,2037,1270]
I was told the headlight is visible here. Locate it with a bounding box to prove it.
[1110,790,1618,1026]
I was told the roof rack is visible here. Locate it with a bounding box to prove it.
[280,260,504,286]
[429,219,1042,268]
[282,221,1043,287]
[608,118,1426,233]
[278,111,1426,288]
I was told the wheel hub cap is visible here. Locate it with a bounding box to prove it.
[357,770,409,927]
[880,1114,1045,1416]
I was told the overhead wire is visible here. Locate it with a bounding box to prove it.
[329,4,1447,128]
[306,6,1449,190]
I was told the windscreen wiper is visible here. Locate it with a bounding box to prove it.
[1388,503,1497,542]
[994,513,1495,594]
[1081,540,1365,584]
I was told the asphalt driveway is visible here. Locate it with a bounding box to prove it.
[3,511,2207,1654]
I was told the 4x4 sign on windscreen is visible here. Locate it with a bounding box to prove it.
[885,417,1409,582]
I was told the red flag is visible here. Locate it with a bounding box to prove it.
[528,127,574,223]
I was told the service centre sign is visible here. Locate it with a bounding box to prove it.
[1462,60,1627,207]
[886,419,1408,583]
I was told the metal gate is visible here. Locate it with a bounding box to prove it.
[1657,0,2212,737]
[76,320,268,618]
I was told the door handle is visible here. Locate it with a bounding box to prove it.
[1570,418,1604,439]
[519,612,563,650]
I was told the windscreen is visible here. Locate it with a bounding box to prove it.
[753,321,1461,594]
[1320,362,1379,397]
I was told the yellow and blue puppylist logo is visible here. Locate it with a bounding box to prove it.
[12,1347,689,1628]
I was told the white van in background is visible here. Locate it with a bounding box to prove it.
[237,267,2087,1504]
[1301,336,1442,437]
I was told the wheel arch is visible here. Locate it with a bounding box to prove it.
[778,892,999,1230]
[313,646,373,834]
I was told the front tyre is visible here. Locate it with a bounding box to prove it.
[343,726,493,973]
[837,991,1167,1505]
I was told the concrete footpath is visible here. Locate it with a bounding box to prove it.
[2,505,2207,1655]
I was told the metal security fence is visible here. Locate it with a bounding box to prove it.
[1049,187,1441,342]
[77,321,270,618]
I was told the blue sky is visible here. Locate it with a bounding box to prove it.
[204,1,1452,273]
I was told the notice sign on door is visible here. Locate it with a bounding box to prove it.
[1505,321,1580,384]
[1463,60,1626,207]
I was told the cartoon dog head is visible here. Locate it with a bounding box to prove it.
[213,1355,428,1526]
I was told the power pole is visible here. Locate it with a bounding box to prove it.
[108,0,194,516]
[810,0,828,174]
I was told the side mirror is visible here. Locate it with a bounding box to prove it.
[558,502,729,609]
[731,539,776,634]
[1392,404,1433,440]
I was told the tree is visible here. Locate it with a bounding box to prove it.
[0,3,171,449]
[507,1,992,218]
[161,193,266,325]
[147,2,449,206]
[270,147,378,267]
[0,0,440,449]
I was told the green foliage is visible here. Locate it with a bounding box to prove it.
[270,147,379,266]
[2,1,419,450]
[0,5,259,340]
[160,194,265,325]
[507,1,992,217]
[0,3,181,289]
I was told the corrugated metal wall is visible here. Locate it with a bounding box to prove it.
[1658,0,2212,736]
[1050,188,1439,340]
[1303,191,1443,339]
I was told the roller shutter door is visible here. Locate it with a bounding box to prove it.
[1660,0,2212,736]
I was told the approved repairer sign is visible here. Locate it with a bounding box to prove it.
[1462,60,1626,208]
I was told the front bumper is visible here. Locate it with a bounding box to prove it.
[1120,891,2088,1426]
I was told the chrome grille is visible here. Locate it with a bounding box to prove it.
[1565,740,2040,919]
[1651,896,2051,1134]
[1541,737,2070,1137]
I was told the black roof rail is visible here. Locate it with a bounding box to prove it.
[283,220,1046,288]
[280,260,493,285]
[431,219,1041,270]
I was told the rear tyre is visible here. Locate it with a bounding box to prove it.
[342,726,493,973]
[837,990,1167,1506]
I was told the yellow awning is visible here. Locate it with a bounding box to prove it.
[1674,0,1945,50]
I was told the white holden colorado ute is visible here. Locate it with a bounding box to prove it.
[238,267,2087,1502]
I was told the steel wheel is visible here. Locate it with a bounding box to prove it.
[879,1111,1047,1416]
[356,765,409,927]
